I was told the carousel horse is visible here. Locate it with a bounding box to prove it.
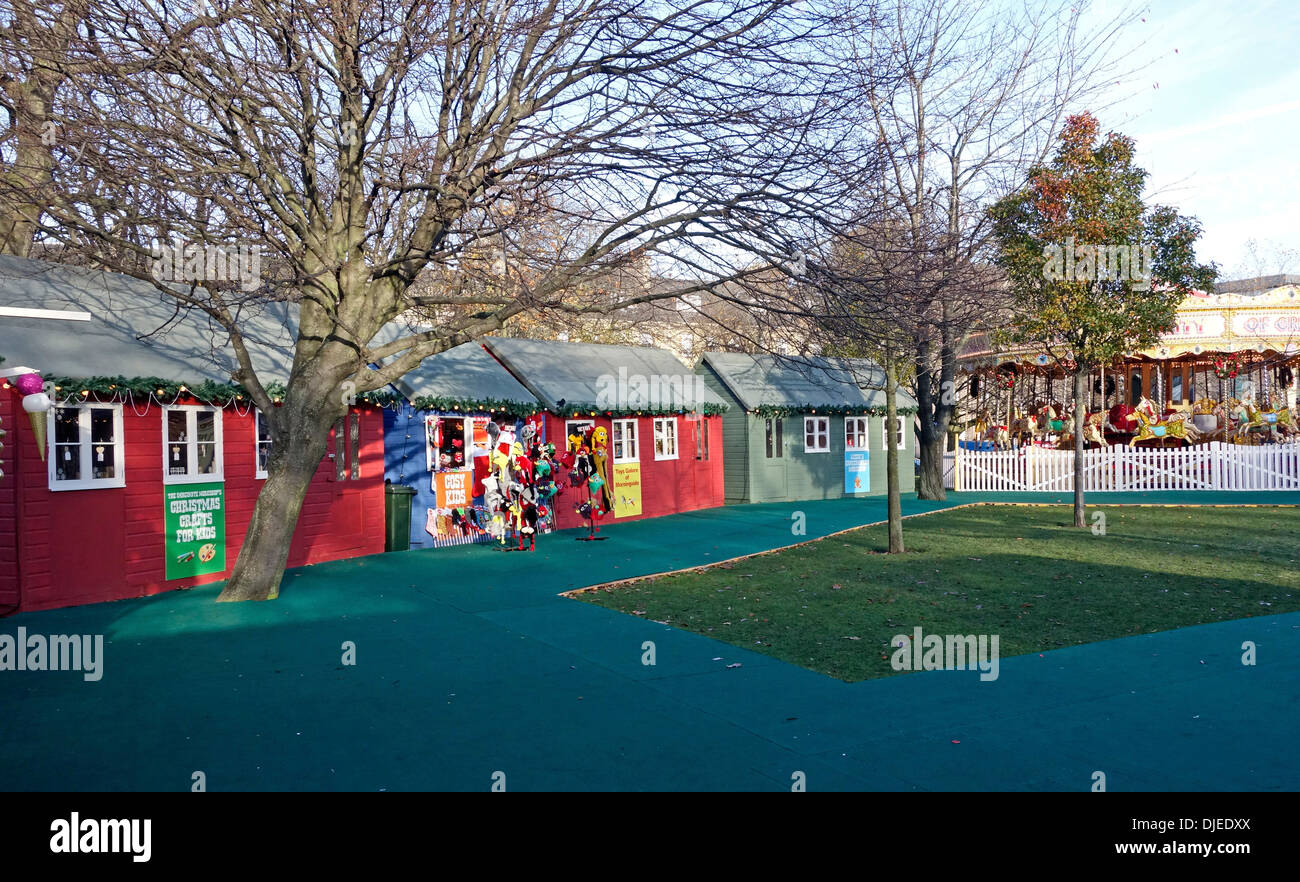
[973,410,1012,449]
[1235,400,1295,443]
[1132,395,1160,427]
[1129,409,1190,447]
[1202,400,1232,442]
[1009,409,1039,448]
[1228,399,1260,444]
[1055,411,1108,449]
[1083,412,1108,447]
[1162,410,1202,443]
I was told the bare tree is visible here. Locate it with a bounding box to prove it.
[837,0,1141,500]
[15,0,853,601]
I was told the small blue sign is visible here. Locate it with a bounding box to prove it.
[845,449,870,493]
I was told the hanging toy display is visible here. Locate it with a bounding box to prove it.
[573,424,609,541]
[589,425,613,514]
[462,416,561,552]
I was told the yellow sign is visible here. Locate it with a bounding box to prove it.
[612,462,642,518]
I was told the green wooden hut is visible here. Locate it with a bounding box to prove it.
[696,352,916,503]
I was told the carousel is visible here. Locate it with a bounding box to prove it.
[956,281,1300,450]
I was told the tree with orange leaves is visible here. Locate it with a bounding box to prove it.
[990,112,1217,527]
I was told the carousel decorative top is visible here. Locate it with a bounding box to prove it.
[961,284,1300,365]
[1136,285,1300,360]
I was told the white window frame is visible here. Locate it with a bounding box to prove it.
[695,416,710,461]
[764,417,783,459]
[845,416,869,450]
[162,404,225,485]
[883,415,905,451]
[611,418,639,462]
[47,403,126,491]
[255,408,273,480]
[653,417,678,460]
[564,419,595,448]
[804,416,830,453]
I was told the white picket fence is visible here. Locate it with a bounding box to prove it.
[943,441,1300,492]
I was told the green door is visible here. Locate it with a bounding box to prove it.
[758,416,787,500]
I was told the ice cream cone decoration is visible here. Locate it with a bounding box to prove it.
[15,373,50,462]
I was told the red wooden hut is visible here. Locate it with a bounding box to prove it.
[0,256,384,613]
[481,337,728,530]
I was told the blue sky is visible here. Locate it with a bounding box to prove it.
[1086,0,1300,278]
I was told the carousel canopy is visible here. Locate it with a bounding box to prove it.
[960,280,1300,368]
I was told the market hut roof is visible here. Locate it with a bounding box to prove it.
[0,254,296,384]
[382,341,541,413]
[481,336,729,416]
[699,351,917,413]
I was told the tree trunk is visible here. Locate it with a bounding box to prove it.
[916,433,946,499]
[0,80,54,258]
[914,339,955,501]
[1073,366,1087,528]
[217,380,344,602]
[885,358,905,553]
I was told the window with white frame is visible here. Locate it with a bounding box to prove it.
[804,416,829,453]
[883,415,905,450]
[695,417,709,460]
[653,417,677,460]
[255,409,273,479]
[611,418,638,462]
[764,417,783,458]
[564,419,595,452]
[845,416,869,450]
[48,404,125,490]
[163,405,223,483]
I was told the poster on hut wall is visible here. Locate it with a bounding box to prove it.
[844,450,870,494]
[612,462,642,518]
[434,470,472,508]
[164,483,226,580]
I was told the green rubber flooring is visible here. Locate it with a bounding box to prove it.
[2,490,1298,791]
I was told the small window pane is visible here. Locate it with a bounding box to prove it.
[55,443,82,481]
[169,438,190,475]
[257,412,271,443]
[93,442,116,479]
[90,409,115,444]
[168,411,189,443]
[54,408,81,444]
[197,442,217,474]
[196,411,215,443]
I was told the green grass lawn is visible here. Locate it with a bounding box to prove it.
[578,504,1300,681]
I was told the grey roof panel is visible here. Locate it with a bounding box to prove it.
[388,341,540,407]
[0,254,296,382]
[482,336,728,411]
[700,351,917,411]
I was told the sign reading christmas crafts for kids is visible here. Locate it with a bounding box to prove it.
[164,483,226,580]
